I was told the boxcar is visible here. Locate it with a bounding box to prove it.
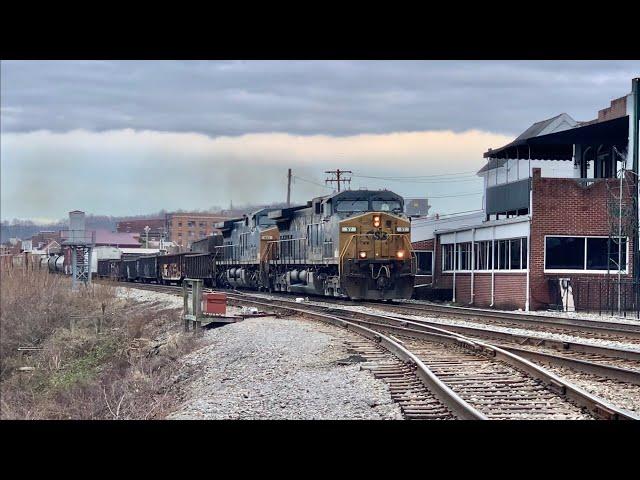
[137,255,158,282]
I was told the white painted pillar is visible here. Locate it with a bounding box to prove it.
[490,226,495,307]
[452,231,457,303]
[470,227,476,305]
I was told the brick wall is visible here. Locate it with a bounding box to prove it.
[412,239,434,250]
[598,96,627,123]
[529,167,636,309]
[437,272,527,309]
[167,214,228,247]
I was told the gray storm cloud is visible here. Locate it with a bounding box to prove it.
[2,60,639,137]
[1,60,638,221]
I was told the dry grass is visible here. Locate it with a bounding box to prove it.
[0,266,200,419]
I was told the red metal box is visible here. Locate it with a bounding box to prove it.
[203,292,227,315]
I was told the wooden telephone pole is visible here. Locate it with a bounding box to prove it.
[287,168,292,206]
[325,169,352,192]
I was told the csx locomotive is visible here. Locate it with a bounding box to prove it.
[93,189,416,300]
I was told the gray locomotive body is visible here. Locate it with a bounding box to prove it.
[214,208,279,289]
[264,189,414,299]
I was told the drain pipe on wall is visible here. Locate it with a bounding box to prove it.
[452,231,457,303]
[470,227,476,305]
[490,226,495,307]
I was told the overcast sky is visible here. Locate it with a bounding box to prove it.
[2,60,639,222]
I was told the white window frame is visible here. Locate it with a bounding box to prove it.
[543,234,629,274]
[414,250,434,276]
[442,237,528,273]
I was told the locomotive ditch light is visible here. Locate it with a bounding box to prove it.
[373,215,381,227]
[359,251,368,259]
[396,250,405,259]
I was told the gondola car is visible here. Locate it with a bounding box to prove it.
[123,257,139,282]
[157,252,187,285]
[137,255,158,283]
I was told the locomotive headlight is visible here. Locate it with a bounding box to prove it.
[396,250,406,259]
[373,215,381,227]
[359,251,367,259]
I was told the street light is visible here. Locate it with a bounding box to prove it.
[144,225,150,249]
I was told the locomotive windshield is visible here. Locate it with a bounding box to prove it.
[257,215,276,226]
[371,200,402,213]
[335,200,369,213]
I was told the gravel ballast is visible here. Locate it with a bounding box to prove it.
[168,315,403,420]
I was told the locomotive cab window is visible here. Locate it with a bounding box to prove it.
[335,200,369,213]
[371,200,402,213]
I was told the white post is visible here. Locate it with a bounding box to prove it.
[470,227,476,305]
[490,226,495,307]
[452,231,457,303]
[618,163,624,314]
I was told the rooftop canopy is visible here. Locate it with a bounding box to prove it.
[481,115,629,164]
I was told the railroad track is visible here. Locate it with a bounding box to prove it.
[107,281,640,382]
[110,281,639,420]
[382,301,640,343]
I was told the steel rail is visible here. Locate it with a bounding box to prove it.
[103,282,639,419]
[389,302,640,338]
[223,297,486,420]
[224,294,638,420]
[324,305,640,361]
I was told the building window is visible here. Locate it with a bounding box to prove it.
[442,244,455,271]
[188,221,195,227]
[415,251,433,275]
[545,236,627,272]
[443,237,527,272]
[458,242,472,270]
[474,241,493,270]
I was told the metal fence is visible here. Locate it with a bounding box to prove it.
[571,277,640,318]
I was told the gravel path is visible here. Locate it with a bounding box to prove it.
[167,316,403,420]
[535,364,640,415]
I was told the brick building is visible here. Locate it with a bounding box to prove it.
[412,78,639,312]
[165,213,229,248]
[116,218,165,241]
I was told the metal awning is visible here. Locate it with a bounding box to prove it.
[483,115,629,159]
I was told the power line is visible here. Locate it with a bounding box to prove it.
[398,191,483,199]
[293,175,333,189]
[352,171,478,180]
[325,169,352,192]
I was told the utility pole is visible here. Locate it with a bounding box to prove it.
[287,168,292,206]
[325,169,352,192]
[144,225,150,249]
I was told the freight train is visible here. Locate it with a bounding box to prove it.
[51,190,417,300]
